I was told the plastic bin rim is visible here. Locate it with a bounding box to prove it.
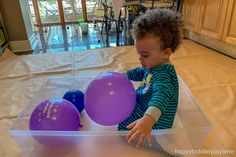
[9,125,212,137]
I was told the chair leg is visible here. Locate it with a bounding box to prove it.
[101,17,105,34]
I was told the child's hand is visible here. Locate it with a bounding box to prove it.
[126,115,156,148]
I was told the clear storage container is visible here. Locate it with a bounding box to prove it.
[9,76,212,157]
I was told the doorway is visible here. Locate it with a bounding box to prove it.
[28,0,96,28]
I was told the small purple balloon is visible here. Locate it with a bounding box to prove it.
[29,98,81,147]
[85,72,136,126]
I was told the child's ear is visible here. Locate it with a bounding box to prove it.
[163,48,172,57]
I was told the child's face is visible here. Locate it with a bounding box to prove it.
[135,34,171,69]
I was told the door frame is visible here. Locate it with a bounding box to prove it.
[32,0,87,27]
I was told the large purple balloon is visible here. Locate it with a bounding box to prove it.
[84,72,136,126]
[29,98,81,147]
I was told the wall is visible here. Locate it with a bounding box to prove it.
[19,0,34,39]
[0,0,32,52]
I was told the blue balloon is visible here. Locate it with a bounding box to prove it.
[63,89,84,113]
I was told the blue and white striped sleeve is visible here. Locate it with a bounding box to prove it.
[127,67,145,81]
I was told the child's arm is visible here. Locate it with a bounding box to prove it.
[148,73,174,115]
[126,73,174,148]
[124,67,145,81]
[126,107,161,148]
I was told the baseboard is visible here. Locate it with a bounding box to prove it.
[9,40,32,53]
[183,29,236,59]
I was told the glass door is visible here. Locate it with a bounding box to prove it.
[62,0,83,22]
[28,0,37,25]
[28,0,95,25]
[86,0,97,21]
[38,0,60,24]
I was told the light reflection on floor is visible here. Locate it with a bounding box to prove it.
[33,23,131,53]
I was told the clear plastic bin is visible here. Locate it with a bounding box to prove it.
[9,76,212,157]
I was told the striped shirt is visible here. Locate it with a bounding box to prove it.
[118,64,179,130]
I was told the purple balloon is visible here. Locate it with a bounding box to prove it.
[29,98,81,147]
[85,72,136,126]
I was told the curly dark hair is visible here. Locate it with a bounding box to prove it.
[131,8,183,53]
